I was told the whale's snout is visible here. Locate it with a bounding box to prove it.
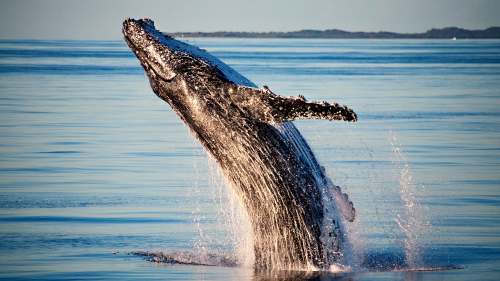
[123,18,177,83]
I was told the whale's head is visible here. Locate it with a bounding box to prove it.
[123,18,254,90]
[122,18,181,83]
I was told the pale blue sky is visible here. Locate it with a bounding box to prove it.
[0,0,499,39]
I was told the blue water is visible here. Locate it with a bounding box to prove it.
[0,38,499,280]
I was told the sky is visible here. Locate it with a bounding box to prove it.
[0,0,499,39]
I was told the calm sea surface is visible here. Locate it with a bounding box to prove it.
[0,38,499,280]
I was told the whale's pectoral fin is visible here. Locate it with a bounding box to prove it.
[230,85,357,123]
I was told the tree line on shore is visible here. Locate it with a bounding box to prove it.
[166,26,500,39]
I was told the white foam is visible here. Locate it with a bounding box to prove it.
[329,263,352,273]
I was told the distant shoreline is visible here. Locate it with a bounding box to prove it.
[166,27,500,39]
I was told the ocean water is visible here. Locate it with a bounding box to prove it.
[0,38,499,280]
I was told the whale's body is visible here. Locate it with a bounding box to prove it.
[123,18,356,270]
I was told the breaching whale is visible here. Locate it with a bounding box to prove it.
[123,18,357,270]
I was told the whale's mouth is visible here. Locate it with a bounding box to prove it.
[123,18,177,82]
[124,36,177,83]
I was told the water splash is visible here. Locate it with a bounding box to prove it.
[295,121,434,271]
[134,250,240,267]
[208,158,254,268]
[388,130,430,268]
[138,125,445,272]
[188,146,254,268]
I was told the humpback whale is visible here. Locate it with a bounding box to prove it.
[123,18,357,270]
